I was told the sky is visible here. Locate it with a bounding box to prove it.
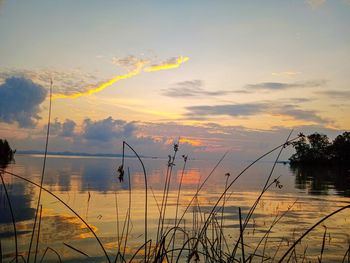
[0,0,349,159]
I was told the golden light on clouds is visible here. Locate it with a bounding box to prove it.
[143,56,189,72]
[179,137,203,147]
[52,56,189,100]
[52,67,143,100]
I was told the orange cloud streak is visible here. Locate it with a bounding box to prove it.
[179,137,203,147]
[143,56,189,72]
[52,56,189,100]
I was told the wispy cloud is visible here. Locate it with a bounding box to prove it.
[271,71,301,77]
[112,55,149,71]
[245,80,326,91]
[0,77,47,127]
[288,98,314,103]
[278,105,329,124]
[162,80,236,98]
[185,102,330,124]
[144,56,189,72]
[0,55,189,100]
[186,103,267,117]
[306,0,326,9]
[317,90,350,99]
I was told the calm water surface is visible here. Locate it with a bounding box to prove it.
[1,154,349,262]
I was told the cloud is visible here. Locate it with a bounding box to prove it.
[62,119,76,137]
[306,0,326,8]
[52,55,188,99]
[144,56,189,72]
[288,98,313,103]
[82,117,136,142]
[278,105,329,124]
[271,71,301,77]
[112,55,149,71]
[317,90,350,99]
[185,102,329,124]
[245,80,326,91]
[162,80,235,98]
[44,119,77,137]
[0,68,101,98]
[186,103,267,117]
[0,77,47,127]
[1,54,189,100]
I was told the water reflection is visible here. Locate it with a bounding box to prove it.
[291,164,350,197]
[0,183,34,222]
[0,155,349,262]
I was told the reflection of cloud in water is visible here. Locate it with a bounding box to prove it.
[80,159,116,192]
[39,211,98,240]
[1,203,97,240]
[0,183,35,225]
[177,169,201,185]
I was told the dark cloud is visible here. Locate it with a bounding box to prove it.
[83,116,136,142]
[186,103,267,117]
[0,77,47,127]
[317,90,350,99]
[278,105,329,124]
[44,119,77,137]
[162,80,238,98]
[185,102,329,124]
[245,80,326,91]
[62,119,76,137]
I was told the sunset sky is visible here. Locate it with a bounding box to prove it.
[0,0,349,158]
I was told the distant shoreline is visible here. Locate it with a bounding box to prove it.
[16,150,155,159]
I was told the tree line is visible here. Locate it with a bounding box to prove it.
[290,132,350,165]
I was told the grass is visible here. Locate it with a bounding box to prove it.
[0,101,350,263]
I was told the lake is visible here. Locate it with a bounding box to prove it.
[1,153,350,262]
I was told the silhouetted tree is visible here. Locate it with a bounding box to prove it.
[330,132,350,163]
[0,139,15,167]
[289,132,350,165]
[307,133,331,162]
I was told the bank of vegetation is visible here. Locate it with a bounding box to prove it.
[289,132,350,165]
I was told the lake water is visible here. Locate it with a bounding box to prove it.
[1,154,350,262]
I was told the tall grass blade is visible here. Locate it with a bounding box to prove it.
[33,204,43,263]
[63,242,90,257]
[0,171,18,263]
[239,207,246,263]
[27,79,53,263]
[122,141,148,262]
[39,247,62,263]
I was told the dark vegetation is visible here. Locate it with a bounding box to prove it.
[289,132,350,197]
[289,132,350,165]
[0,139,15,167]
